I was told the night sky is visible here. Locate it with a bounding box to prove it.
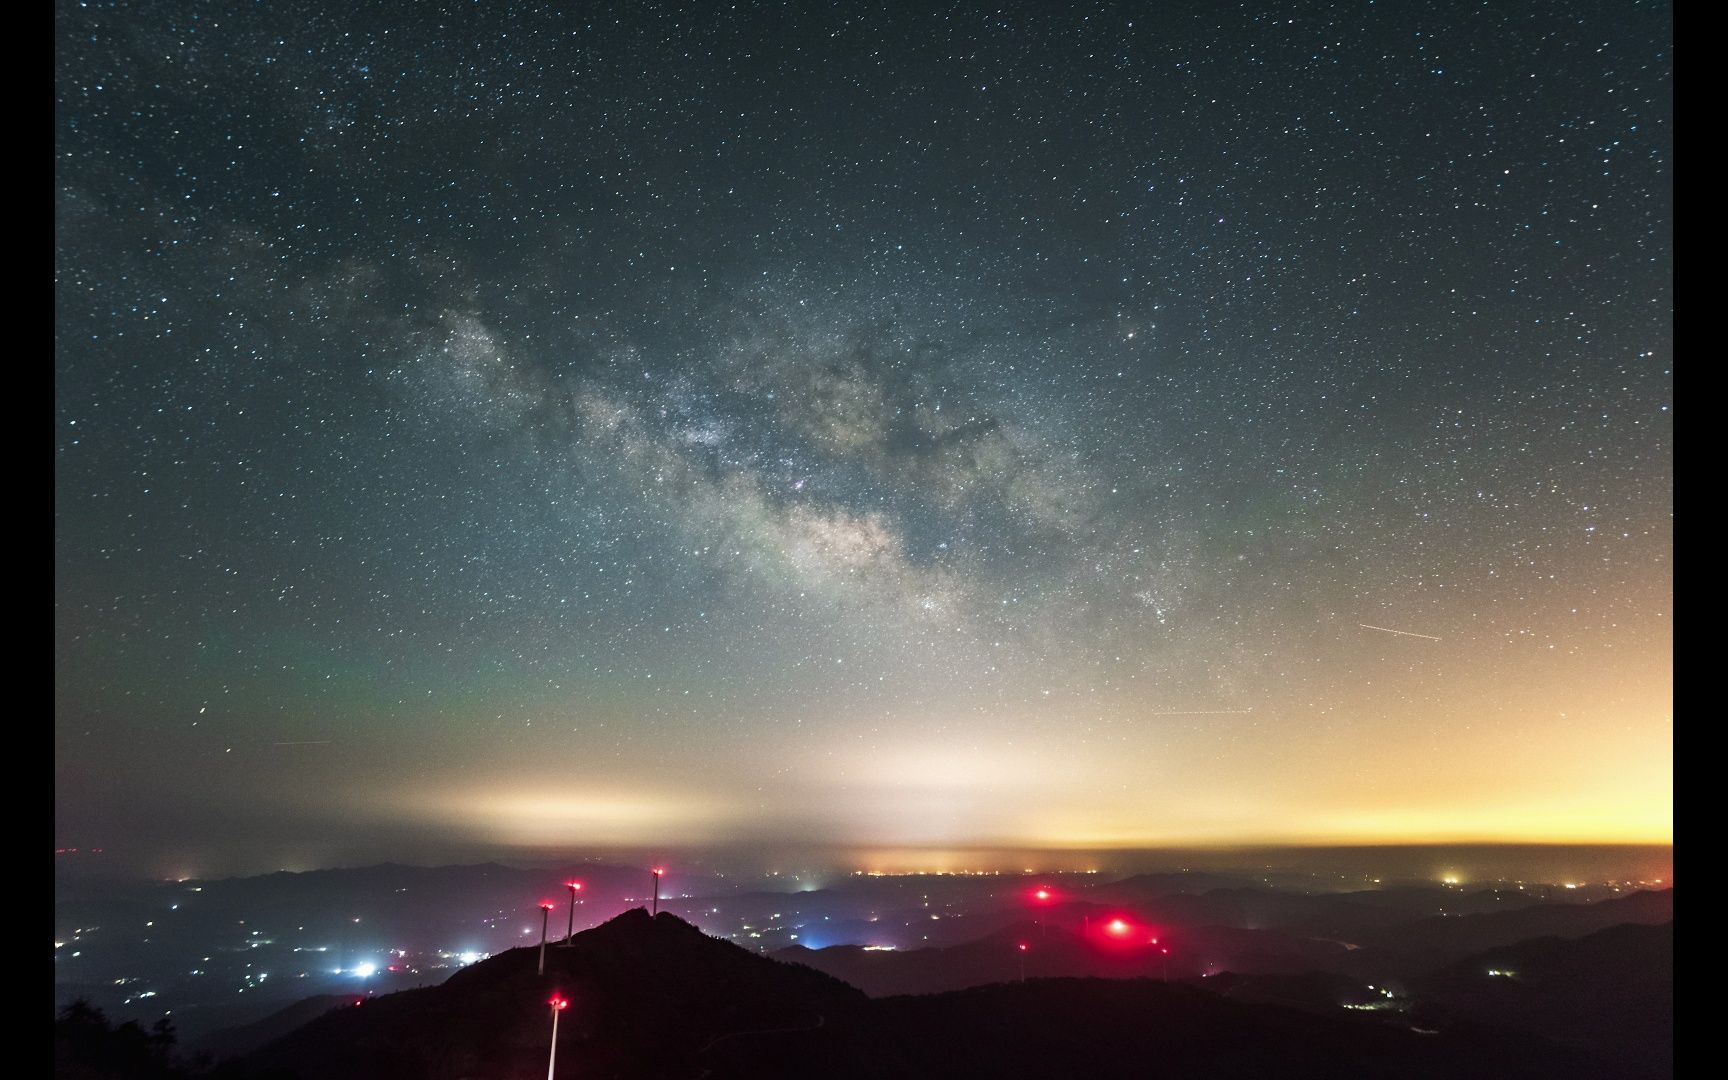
[55,0,1671,876]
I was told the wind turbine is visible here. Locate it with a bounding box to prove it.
[563,881,583,945]
[537,902,553,976]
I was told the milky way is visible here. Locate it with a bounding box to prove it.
[55,1,1671,874]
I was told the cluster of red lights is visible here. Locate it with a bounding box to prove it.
[1024,886,1169,958]
[530,873,1162,1008]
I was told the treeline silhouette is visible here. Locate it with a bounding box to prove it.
[55,1001,288,1080]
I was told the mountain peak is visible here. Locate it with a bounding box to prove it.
[248,902,865,1079]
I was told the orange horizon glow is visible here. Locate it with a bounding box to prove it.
[367,643,1669,858]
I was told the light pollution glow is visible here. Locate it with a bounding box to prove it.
[374,658,1670,854]
[54,1,1670,876]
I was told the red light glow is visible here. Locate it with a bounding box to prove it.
[549,996,569,1010]
[1107,918,1130,936]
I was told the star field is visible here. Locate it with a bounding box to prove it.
[55,0,1671,874]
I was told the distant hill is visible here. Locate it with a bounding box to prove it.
[858,977,1580,1080]
[1192,970,1383,1014]
[902,881,1600,960]
[1365,889,1673,961]
[1409,921,1672,1080]
[240,908,1592,1079]
[775,918,1351,996]
[193,995,355,1062]
[1090,871,1265,897]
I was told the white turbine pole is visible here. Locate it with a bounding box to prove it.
[546,996,567,1079]
[565,882,582,945]
[537,903,552,975]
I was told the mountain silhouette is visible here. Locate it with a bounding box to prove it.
[194,995,356,1063]
[775,918,1347,996]
[1363,889,1673,960]
[238,908,1594,1079]
[1408,921,1672,1080]
[245,909,862,1079]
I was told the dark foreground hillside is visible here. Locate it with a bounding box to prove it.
[231,909,1611,1080]
[1411,921,1673,1079]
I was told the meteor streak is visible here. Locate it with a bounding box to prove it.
[1358,624,1441,641]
